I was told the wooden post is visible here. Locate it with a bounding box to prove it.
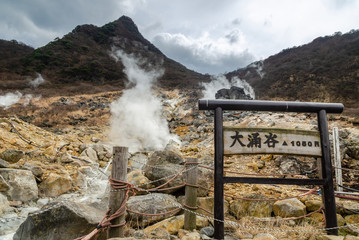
[333,127,343,192]
[184,158,198,230]
[107,146,128,238]
[214,107,224,240]
[318,110,338,235]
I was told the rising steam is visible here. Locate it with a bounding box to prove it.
[29,73,45,88]
[0,92,23,109]
[201,74,255,99]
[109,49,177,152]
[0,92,37,109]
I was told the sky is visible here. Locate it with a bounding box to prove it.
[1,0,359,75]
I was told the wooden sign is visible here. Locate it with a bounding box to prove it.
[223,127,321,157]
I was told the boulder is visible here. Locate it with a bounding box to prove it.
[337,200,359,215]
[273,198,306,218]
[143,214,208,236]
[0,149,24,163]
[126,193,181,227]
[38,173,72,197]
[13,201,106,240]
[0,158,10,168]
[193,197,229,216]
[309,213,345,226]
[0,193,10,216]
[21,162,44,178]
[253,233,278,240]
[0,174,10,192]
[230,193,273,218]
[129,153,148,170]
[215,86,253,100]
[200,226,214,238]
[0,168,38,201]
[144,151,212,196]
[81,147,98,162]
[145,227,171,239]
[127,169,153,194]
[180,231,201,240]
[346,134,359,159]
[144,163,184,194]
[305,200,322,212]
[344,214,359,236]
[56,152,73,164]
[147,149,184,166]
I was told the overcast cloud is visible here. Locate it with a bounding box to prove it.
[1,0,359,74]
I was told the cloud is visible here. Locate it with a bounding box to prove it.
[152,31,255,74]
[1,0,359,73]
[0,0,126,47]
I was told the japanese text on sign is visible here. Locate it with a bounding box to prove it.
[223,127,322,157]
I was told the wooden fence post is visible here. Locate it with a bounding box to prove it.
[107,146,128,238]
[184,158,198,230]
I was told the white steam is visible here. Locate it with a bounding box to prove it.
[0,92,22,109]
[201,75,255,99]
[109,49,177,152]
[29,73,45,88]
[0,92,38,109]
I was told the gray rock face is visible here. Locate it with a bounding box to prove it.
[346,134,359,159]
[230,193,273,218]
[80,144,113,163]
[0,158,10,168]
[215,86,253,100]
[0,193,10,216]
[129,153,148,170]
[0,149,24,163]
[0,168,38,201]
[13,201,106,240]
[81,147,98,162]
[273,198,306,218]
[21,162,44,178]
[144,149,212,196]
[126,193,181,227]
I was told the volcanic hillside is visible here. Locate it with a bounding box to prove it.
[0,16,207,96]
[226,30,359,108]
[0,16,358,110]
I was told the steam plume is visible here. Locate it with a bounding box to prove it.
[29,73,45,88]
[0,92,22,109]
[0,92,40,109]
[201,75,255,99]
[109,49,177,152]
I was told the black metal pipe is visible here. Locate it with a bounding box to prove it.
[198,99,344,113]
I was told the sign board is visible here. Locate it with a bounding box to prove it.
[223,127,321,157]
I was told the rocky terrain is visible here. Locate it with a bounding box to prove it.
[0,88,359,240]
[0,14,359,240]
